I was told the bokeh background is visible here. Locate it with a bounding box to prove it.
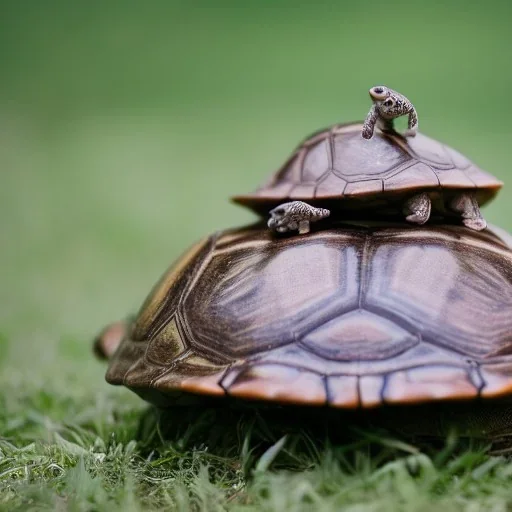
[2,0,512,388]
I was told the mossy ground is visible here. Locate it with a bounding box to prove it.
[2,2,512,510]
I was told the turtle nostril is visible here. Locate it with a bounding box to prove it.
[373,87,383,94]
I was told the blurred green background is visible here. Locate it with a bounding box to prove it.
[2,0,512,383]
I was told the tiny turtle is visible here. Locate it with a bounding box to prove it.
[268,201,330,234]
[362,85,418,139]
[234,87,502,234]
[94,222,512,443]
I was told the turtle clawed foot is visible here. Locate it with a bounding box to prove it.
[268,201,330,235]
[462,217,487,231]
[403,192,431,226]
[361,124,374,140]
[298,220,311,235]
[405,212,429,225]
[450,193,487,232]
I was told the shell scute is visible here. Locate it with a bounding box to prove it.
[106,339,146,385]
[332,131,409,178]
[222,364,327,405]
[326,375,359,408]
[383,162,439,191]
[403,134,455,169]
[302,139,330,182]
[123,354,168,389]
[314,172,347,197]
[383,365,480,404]
[289,183,317,198]
[133,236,211,341]
[480,363,512,398]
[144,317,187,367]
[434,168,476,188]
[301,310,418,361]
[359,375,385,407]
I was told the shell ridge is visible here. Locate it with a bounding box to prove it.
[463,166,480,188]
[148,349,194,385]
[297,332,420,363]
[473,363,486,397]
[296,148,307,183]
[425,163,442,188]
[312,169,334,196]
[178,233,218,318]
[376,160,420,181]
[358,233,372,309]
[326,130,334,170]
[356,376,362,408]
[379,373,390,404]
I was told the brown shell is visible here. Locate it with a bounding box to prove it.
[233,123,503,216]
[106,222,512,408]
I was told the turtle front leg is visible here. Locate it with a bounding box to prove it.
[362,104,379,140]
[450,192,487,231]
[403,192,431,225]
[268,201,330,235]
[298,220,311,235]
[405,108,418,137]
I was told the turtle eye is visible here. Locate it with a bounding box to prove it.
[383,98,394,107]
[273,208,285,215]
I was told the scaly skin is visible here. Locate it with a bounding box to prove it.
[268,201,330,235]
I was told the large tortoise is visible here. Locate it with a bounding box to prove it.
[95,221,512,441]
[234,87,502,234]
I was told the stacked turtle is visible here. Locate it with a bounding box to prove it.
[235,86,500,234]
[94,87,512,444]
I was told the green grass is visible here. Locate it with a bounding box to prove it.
[3,393,512,511]
[3,1,512,510]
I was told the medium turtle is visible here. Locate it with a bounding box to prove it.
[234,87,502,234]
[95,222,512,442]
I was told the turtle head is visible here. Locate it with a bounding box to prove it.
[369,85,390,101]
[93,320,129,360]
[369,85,411,119]
[268,203,294,232]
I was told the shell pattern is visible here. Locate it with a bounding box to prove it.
[233,123,502,211]
[107,223,512,408]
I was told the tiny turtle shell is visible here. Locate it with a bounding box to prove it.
[233,123,502,219]
[98,222,512,411]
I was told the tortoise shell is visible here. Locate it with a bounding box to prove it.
[233,123,502,216]
[105,222,512,408]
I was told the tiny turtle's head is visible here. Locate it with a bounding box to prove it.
[268,203,293,231]
[369,85,389,101]
[369,85,412,119]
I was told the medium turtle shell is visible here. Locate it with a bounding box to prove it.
[233,123,503,217]
[105,222,512,409]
